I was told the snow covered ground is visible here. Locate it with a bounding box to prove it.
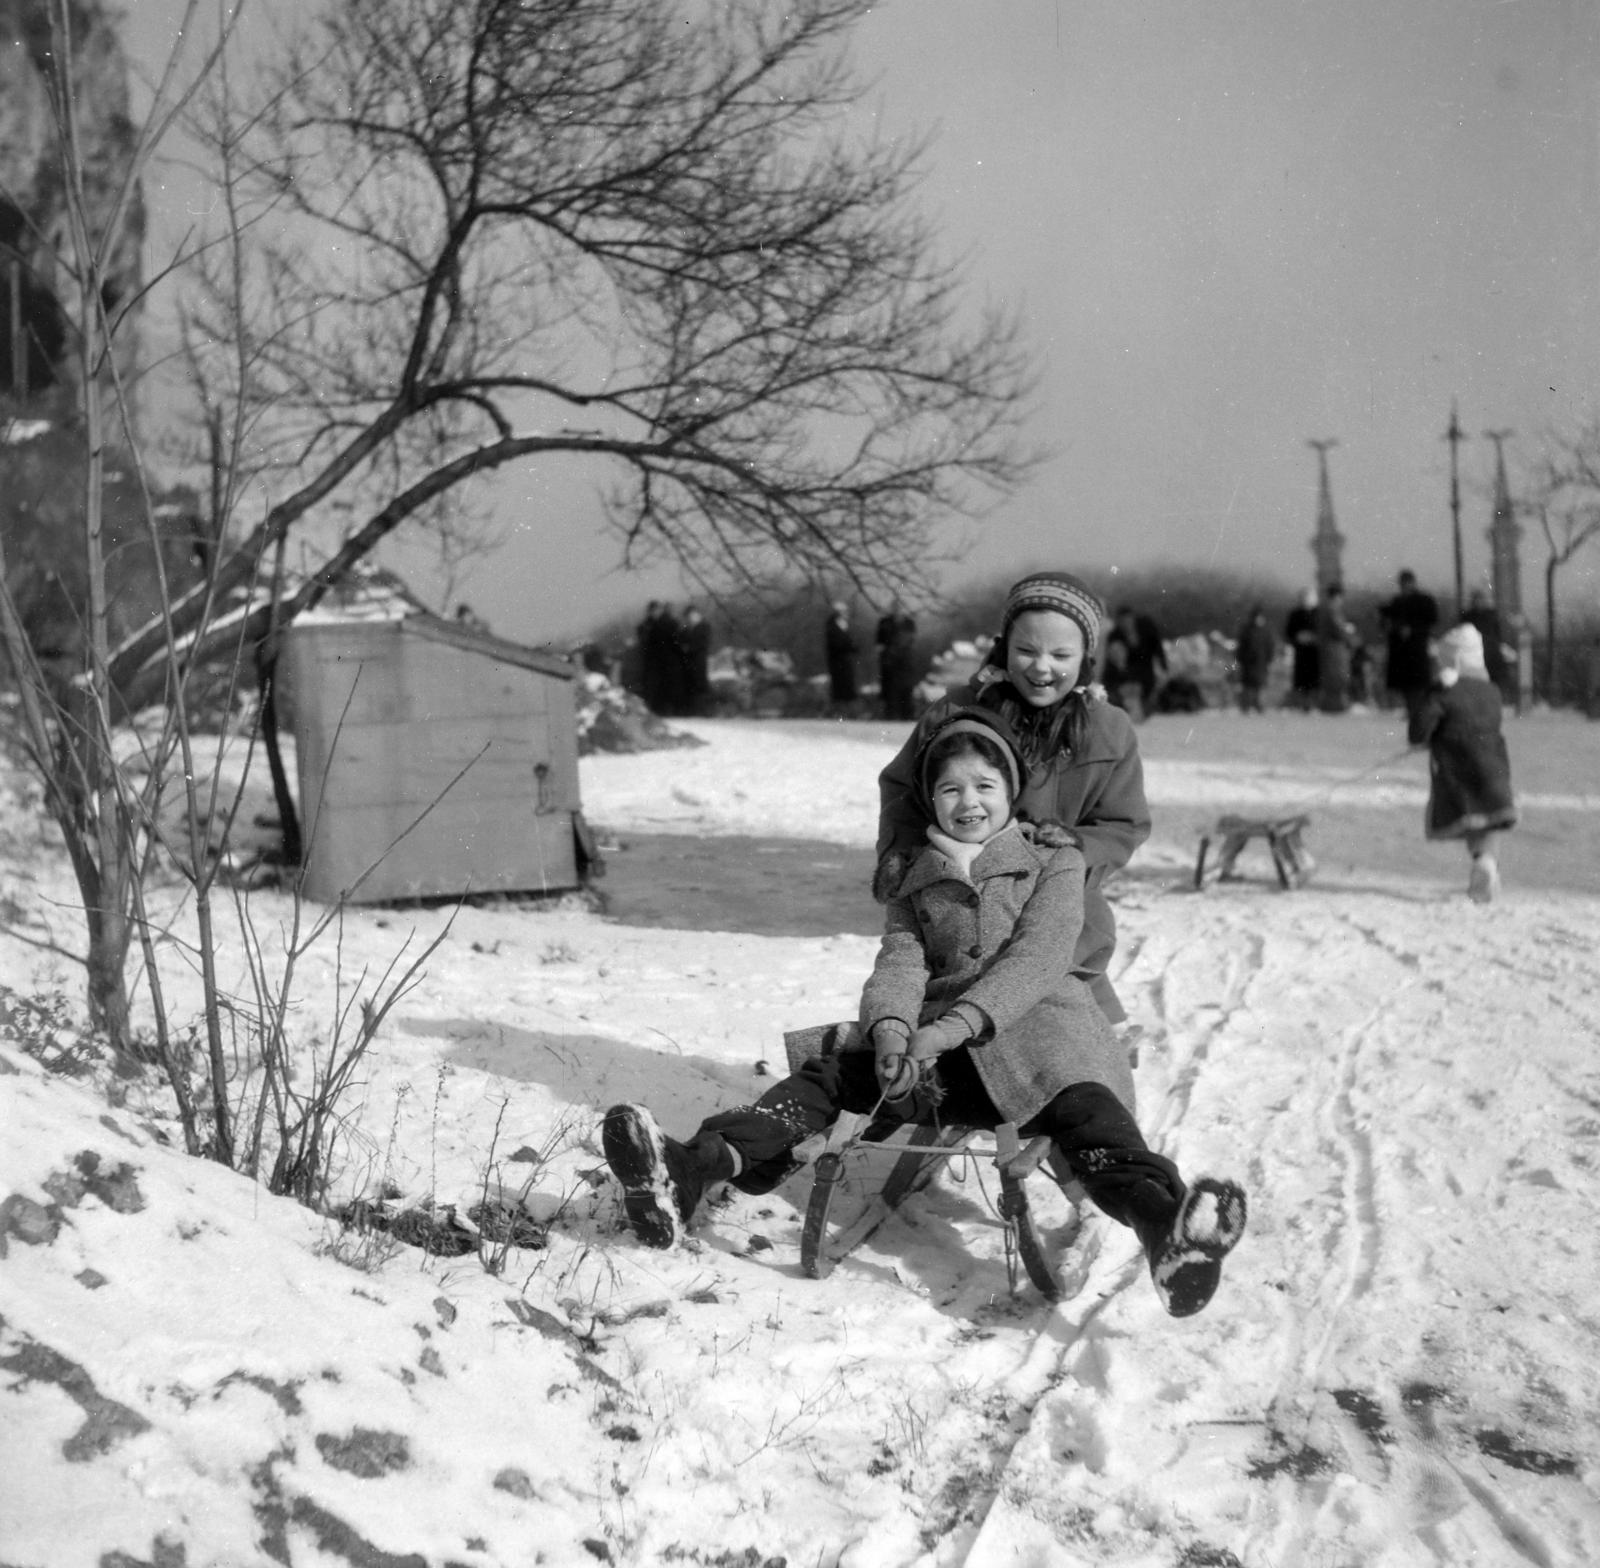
[3,706,1599,1567]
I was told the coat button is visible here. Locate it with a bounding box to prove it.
[966,892,980,908]
[968,944,982,959]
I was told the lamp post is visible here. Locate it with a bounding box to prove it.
[1444,404,1467,618]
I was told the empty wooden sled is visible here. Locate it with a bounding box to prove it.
[1193,812,1314,891]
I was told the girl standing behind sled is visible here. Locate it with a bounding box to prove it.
[1409,622,1518,902]
[874,572,1150,1025]
[603,707,1247,1318]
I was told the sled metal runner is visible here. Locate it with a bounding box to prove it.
[794,1113,1070,1301]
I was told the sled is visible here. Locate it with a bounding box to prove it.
[792,1113,1071,1299]
[1193,812,1314,891]
[781,1023,1078,1300]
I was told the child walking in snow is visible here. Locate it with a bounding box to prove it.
[603,707,1248,1318]
[874,572,1149,1024]
[1409,622,1518,903]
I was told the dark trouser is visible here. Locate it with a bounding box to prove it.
[1391,684,1422,724]
[693,1047,1183,1238]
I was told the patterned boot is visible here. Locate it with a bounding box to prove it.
[602,1105,733,1248]
[1139,1177,1248,1318]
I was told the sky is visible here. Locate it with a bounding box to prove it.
[118,0,1600,641]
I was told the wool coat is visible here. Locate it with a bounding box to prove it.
[1408,676,1518,839]
[1380,586,1439,694]
[1235,614,1276,691]
[876,682,1149,1010]
[858,824,1134,1125]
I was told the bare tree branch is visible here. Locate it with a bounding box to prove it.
[111,0,1035,695]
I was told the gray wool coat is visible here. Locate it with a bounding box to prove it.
[858,823,1134,1125]
[876,682,1150,1020]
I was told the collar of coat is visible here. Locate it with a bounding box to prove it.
[895,820,1041,897]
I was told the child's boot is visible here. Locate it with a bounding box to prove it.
[1468,853,1500,904]
[602,1104,736,1248]
[1136,1177,1249,1318]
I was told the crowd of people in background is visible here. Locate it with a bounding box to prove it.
[618,569,1523,728]
[633,600,712,717]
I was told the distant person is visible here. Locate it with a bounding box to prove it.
[1104,604,1168,718]
[1284,588,1320,710]
[1234,603,1275,714]
[1462,587,1512,700]
[823,600,858,708]
[633,601,663,708]
[1315,583,1356,714]
[1349,640,1377,707]
[637,600,681,714]
[601,706,1246,1317]
[1379,569,1439,720]
[1408,623,1518,903]
[876,600,918,721]
[676,605,712,716]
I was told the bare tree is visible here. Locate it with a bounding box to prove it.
[0,0,228,1054]
[1526,427,1600,696]
[108,0,1035,710]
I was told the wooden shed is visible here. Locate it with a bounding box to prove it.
[277,612,589,904]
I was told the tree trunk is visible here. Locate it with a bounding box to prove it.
[256,641,303,866]
[1545,555,1559,696]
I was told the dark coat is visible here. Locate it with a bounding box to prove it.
[1105,614,1168,697]
[1315,600,1356,711]
[1235,615,1276,688]
[824,615,858,701]
[877,682,1149,1005]
[859,825,1133,1121]
[1285,605,1320,691]
[1381,588,1440,693]
[1408,676,1518,839]
[676,615,712,710]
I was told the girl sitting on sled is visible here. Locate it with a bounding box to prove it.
[602,706,1248,1317]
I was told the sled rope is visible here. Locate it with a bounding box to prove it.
[1278,742,1418,816]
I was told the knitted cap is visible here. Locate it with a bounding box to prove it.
[1001,572,1105,657]
[916,709,1024,808]
[1437,622,1488,679]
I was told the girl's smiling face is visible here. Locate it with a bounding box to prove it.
[930,751,1013,844]
[1005,610,1087,707]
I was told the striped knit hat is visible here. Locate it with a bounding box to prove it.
[1001,572,1105,658]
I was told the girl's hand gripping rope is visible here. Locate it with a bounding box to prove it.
[872,1020,918,1100]
[875,1013,980,1101]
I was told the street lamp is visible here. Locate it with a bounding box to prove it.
[1444,403,1467,618]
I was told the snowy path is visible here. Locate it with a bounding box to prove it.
[957,882,1600,1567]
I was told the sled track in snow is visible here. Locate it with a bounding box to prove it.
[938,902,1271,1564]
[1233,904,1589,1567]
